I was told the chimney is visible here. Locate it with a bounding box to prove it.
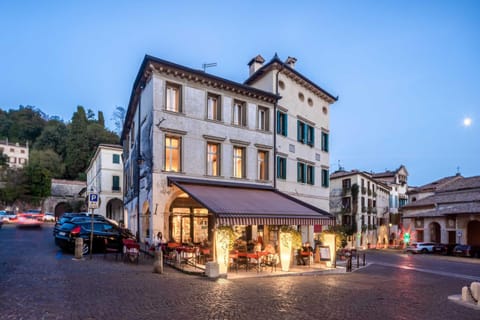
[247,54,265,76]
[285,56,297,69]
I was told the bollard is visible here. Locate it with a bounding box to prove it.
[346,256,352,272]
[153,250,163,274]
[74,237,83,259]
[357,253,360,268]
[362,253,366,266]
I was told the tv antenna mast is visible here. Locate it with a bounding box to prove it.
[202,62,217,72]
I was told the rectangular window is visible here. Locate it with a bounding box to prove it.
[321,169,329,187]
[277,111,288,136]
[277,156,287,179]
[165,136,181,172]
[297,120,314,146]
[232,100,246,127]
[166,82,181,112]
[257,106,269,131]
[297,162,306,183]
[207,93,221,121]
[112,154,120,164]
[321,132,329,152]
[257,150,268,180]
[306,165,315,185]
[342,179,351,189]
[297,121,306,143]
[206,142,220,176]
[233,146,245,178]
[112,175,120,191]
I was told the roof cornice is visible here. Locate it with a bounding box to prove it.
[121,55,280,142]
[244,56,338,104]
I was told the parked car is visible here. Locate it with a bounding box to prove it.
[16,213,43,228]
[433,243,458,255]
[55,220,134,255]
[53,212,91,237]
[404,242,435,254]
[0,210,17,223]
[452,245,480,258]
[43,213,56,222]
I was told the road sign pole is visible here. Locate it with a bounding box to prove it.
[88,193,99,260]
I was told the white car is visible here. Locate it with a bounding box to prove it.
[405,242,435,254]
[43,213,56,222]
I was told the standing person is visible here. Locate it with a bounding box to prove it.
[154,232,166,253]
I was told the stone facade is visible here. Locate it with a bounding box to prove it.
[402,175,480,246]
[0,139,29,169]
[121,54,337,244]
[85,144,124,222]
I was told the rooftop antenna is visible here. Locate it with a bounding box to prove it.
[456,166,461,176]
[202,62,217,72]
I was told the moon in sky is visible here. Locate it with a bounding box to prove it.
[463,117,472,127]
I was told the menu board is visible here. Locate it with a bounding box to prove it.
[319,246,331,261]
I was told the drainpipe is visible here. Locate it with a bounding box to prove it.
[273,63,284,190]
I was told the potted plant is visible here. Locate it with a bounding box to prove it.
[279,226,302,271]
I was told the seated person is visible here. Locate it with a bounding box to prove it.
[264,243,276,254]
[297,242,314,265]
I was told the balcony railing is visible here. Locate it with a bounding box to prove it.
[361,187,366,194]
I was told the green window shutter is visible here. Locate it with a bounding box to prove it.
[276,156,281,178]
[276,111,281,134]
[282,158,286,179]
[310,166,315,185]
[283,113,288,136]
[308,126,314,146]
[113,175,120,191]
[297,120,301,142]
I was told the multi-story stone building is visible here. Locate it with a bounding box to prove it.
[330,169,390,248]
[120,54,336,249]
[244,54,337,242]
[402,174,480,246]
[85,144,124,222]
[0,139,29,169]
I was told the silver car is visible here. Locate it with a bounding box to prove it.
[405,242,435,254]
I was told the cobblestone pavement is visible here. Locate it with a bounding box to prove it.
[0,224,478,320]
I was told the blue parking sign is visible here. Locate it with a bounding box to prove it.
[88,193,99,209]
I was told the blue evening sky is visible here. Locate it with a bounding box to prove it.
[0,1,478,186]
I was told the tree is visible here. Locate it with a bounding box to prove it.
[111,106,126,136]
[0,168,27,206]
[33,120,68,159]
[24,162,51,205]
[29,149,65,179]
[98,111,105,127]
[65,106,90,180]
[7,106,47,144]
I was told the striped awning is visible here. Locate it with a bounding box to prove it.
[169,177,335,226]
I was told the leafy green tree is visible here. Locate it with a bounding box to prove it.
[0,168,27,205]
[87,109,95,121]
[29,149,65,178]
[33,120,68,159]
[7,106,46,144]
[0,109,11,139]
[24,162,51,204]
[98,111,105,127]
[111,106,126,136]
[65,106,90,180]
